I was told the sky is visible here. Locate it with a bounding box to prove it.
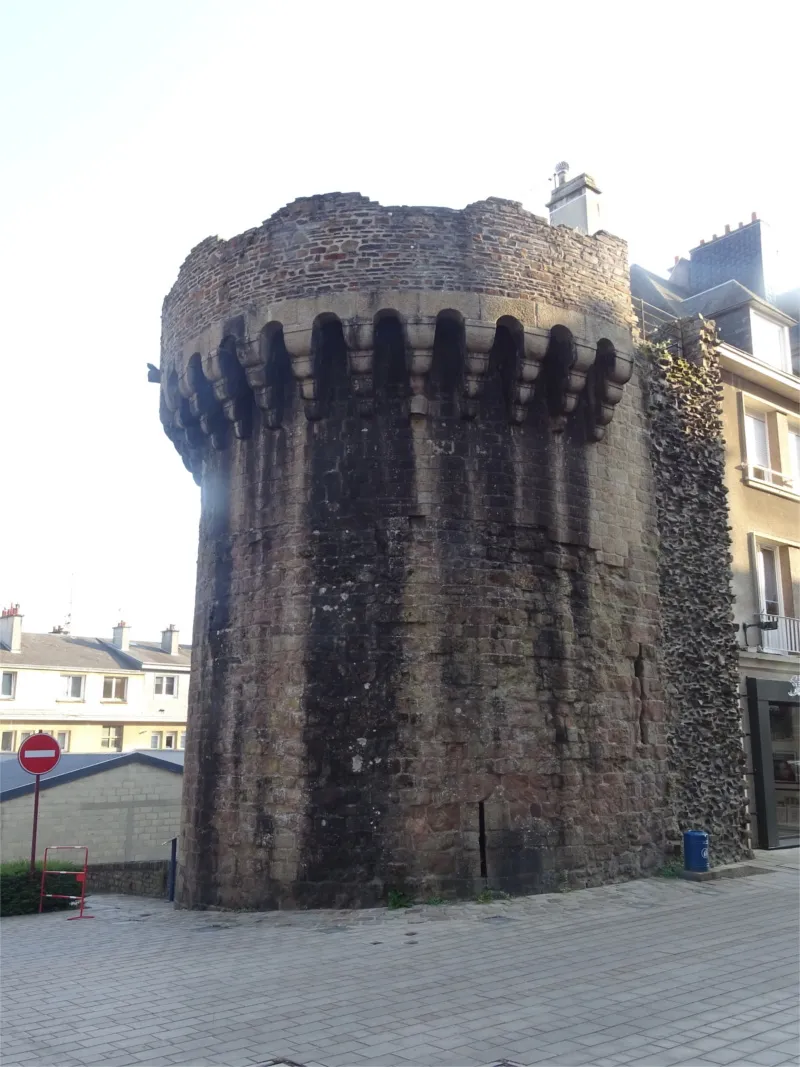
[0,0,797,642]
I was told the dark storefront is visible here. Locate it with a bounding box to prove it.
[746,677,800,848]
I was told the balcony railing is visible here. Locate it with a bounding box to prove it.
[745,464,799,494]
[758,613,800,655]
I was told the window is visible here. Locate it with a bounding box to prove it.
[154,675,177,696]
[20,731,33,743]
[100,725,123,751]
[1,671,16,698]
[60,674,85,700]
[750,311,791,373]
[789,430,800,491]
[56,731,70,752]
[150,732,162,749]
[179,731,186,749]
[757,545,782,616]
[102,676,127,701]
[164,732,178,750]
[1,731,15,752]
[745,413,770,470]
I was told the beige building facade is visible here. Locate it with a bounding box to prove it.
[0,609,191,755]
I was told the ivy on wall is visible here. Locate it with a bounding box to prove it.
[643,319,750,864]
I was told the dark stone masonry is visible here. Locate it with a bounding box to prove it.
[159,193,749,910]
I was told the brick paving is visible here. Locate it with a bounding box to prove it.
[1,852,798,1067]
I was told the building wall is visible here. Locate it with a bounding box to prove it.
[721,374,800,626]
[0,763,182,863]
[0,664,189,753]
[0,720,186,754]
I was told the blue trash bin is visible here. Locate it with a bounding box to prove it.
[683,830,709,872]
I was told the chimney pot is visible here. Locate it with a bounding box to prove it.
[161,625,180,655]
[112,621,131,652]
[751,211,757,222]
[712,234,718,240]
[0,605,23,653]
[674,255,680,265]
[699,238,705,245]
[724,224,730,234]
[738,221,743,228]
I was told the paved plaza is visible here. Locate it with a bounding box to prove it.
[1,852,798,1067]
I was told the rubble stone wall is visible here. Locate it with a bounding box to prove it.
[644,318,750,863]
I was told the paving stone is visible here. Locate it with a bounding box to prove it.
[0,865,797,1067]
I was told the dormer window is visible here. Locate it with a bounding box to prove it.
[750,311,791,373]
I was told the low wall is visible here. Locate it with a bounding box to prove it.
[87,860,169,898]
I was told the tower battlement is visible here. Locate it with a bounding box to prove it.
[160,195,634,479]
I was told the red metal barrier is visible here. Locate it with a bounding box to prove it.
[39,845,94,920]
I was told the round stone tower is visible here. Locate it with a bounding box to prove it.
[160,193,668,910]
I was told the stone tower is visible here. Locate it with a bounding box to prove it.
[159,194,729,910]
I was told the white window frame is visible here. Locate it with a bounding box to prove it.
[756,542,784,617]
[56,730,71,752]
[789,425,800,493]
[20,731,34,743]
[750,310,791,373]
[100,725,123,751]
[154,675,178,697]
[60,674,85,700]
[150,732,162,750]
[179,731,187,750]
[1,670,17,699]
[164,731,178,750]
[740,393,800,497]
[102,676,128,701]
[1,730,16,752]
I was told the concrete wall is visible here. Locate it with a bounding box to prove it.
[0,720,187,754]
[0,763,182,863]
[0,664,189,753]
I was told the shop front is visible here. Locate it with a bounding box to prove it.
[746,676,800,849]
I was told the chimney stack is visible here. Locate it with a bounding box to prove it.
[546,161,603,236]
[161,624,180,656]
[112,620,131,652]
[0,604,23,653]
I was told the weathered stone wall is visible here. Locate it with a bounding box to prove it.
[162,194,631,359]
[643,318,750,863]
[87,860,169,898]
[160,195,744,910]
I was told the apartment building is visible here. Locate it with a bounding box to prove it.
[0,607,191,755]
[631,214,800,849]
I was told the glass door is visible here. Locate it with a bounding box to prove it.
[770,702,800,845]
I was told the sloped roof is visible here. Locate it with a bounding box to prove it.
[0,634,140,671]
[0,633,191,671]
[125,642,192,668]
[0,750,184,801]
[629,264,687,314]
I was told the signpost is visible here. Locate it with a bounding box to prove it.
[17,733,61,873]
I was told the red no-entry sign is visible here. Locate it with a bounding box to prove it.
[18,734,61,775]
[19,734,62,874]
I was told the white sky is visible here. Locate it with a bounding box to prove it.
[1,0,797,642]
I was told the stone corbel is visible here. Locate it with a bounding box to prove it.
[283,327,319,420]
[586,345,634,442]
[462,323,495,419]
[207,342,252,441]
[345,320,375,416]
[405,322,436,417]
[511,332,548,423]
[562,340,597,415]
